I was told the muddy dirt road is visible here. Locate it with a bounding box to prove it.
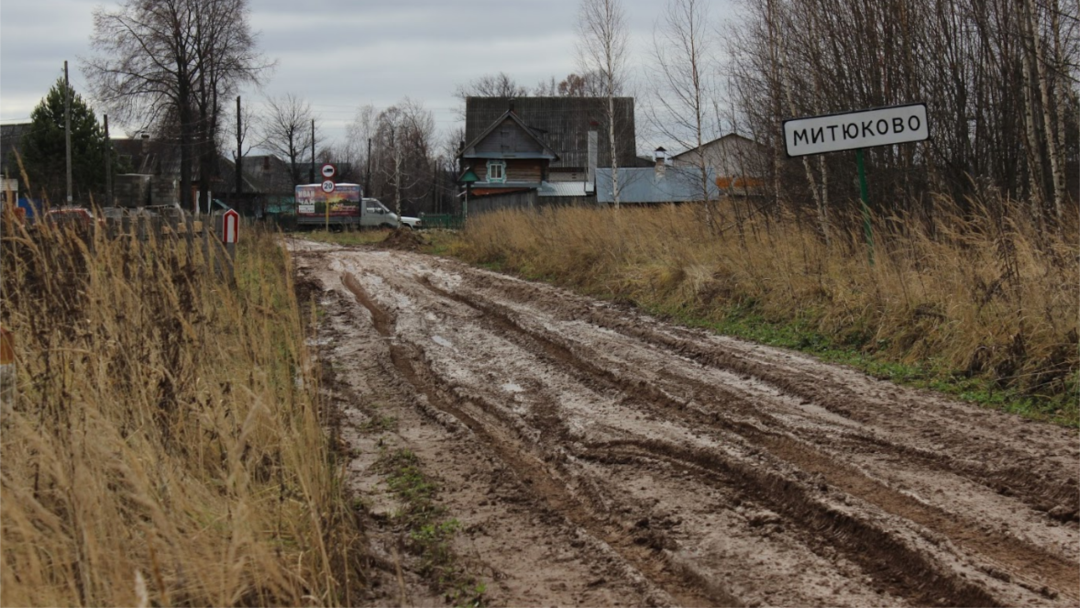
[291,240,1078,607]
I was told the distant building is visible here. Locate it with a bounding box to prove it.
[464,96,645,177]
[597,150,721,205]
[672,133,767,196]
[0,123,32,183]
[111,136,271,213]
[459,96,650,214]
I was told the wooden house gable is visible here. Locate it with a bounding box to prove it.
[461,110,558,162]
[471,116,546,157]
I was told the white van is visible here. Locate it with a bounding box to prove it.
[363,198,422,229]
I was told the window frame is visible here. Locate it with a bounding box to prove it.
[487,160,506,183]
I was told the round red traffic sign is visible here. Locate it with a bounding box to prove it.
[321,180,336,193]
[321,163,336,179]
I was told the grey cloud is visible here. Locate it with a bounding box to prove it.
[2,0,738,147]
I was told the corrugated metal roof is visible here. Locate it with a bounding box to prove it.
[670,133,764,158]
[595,167,721,204]
[537,181,588,197]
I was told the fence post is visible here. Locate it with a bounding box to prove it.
[202,219,213,274]
[214,210,236,285]
[1,325,15,409]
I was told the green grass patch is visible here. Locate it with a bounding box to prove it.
[377,449,486,606]
[420,230,463,257]
[360,414,399,433]
[301,229,392,247]
[658,303,1079,427]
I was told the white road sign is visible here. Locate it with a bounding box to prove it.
[321,163,336,179]
[783,103,929,157]
[220,209,239,244]
[321,180,336,193]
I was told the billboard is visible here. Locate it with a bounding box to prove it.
[295,183,362,217]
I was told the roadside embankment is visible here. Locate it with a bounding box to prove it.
[0,220,364,606]
[451,201,1078,423]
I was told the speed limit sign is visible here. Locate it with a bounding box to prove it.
[321,164,336,179]
[321,180,335,193]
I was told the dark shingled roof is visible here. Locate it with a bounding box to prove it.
[464,97,639,170]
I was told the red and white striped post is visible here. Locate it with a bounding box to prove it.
[1,325,15,407]
[217,209,239,282]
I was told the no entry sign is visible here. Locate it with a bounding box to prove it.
[783,103,929,157]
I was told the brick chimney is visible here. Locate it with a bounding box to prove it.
[654,147,667,178]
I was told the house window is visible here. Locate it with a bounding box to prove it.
[487,160,506,183]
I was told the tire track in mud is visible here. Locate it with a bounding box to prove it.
[456,269,1079,523]
[598,311,1079,520]
[449,272,1080,497]
[419,277,1076,604]
[341,272,731,607]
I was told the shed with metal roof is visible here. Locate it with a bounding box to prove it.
[596,166,720,205]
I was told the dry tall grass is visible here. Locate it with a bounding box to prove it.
[454,199,1078,419]
[0,218,364,606]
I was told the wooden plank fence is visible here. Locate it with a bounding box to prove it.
[84,213,237,283]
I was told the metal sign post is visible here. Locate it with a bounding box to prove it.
[783,103,929,265]
[321,164,336,232]
[855,149,874,265]
[459,168,478,227]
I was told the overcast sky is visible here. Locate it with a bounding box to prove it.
[1,0,739,154]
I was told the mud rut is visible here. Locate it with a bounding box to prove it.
[291,241,1079,608]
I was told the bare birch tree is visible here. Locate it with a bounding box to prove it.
[577,0,630,209]
[1023,0,1066,223]
[649,0,720,229]
[259,93,316,186]
[727,0,1078,233]
[344,104,378,191]
[86,0,267,212]
[372,99,436,220]
[454,72,530,99]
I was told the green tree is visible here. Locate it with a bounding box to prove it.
[15,78,116,203]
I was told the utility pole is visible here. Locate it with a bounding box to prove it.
[64,61,72,206]
[366,137,372,195]
[236,96,242,195]
[309,118,315,184]
[104,114,112,207]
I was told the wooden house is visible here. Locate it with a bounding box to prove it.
[459,97,649,213]
[459,108,559,195]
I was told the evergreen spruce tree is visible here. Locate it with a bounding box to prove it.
[15,78,116,203]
